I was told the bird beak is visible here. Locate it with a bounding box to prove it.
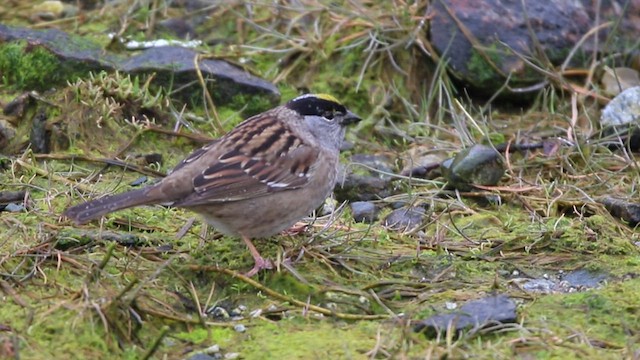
[340,110,362,125]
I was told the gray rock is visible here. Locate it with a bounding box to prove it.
[598,196,640,226]
[29,111,49,153]
[414,295,517,338]
[599,86,640,150]
[383,206,425,232]
[430,0,590,94]
[441,144,504,191]
[350,201,377,223]
[0,191,26,204]
[0,24,279,106]
[521,279,557,294]
[119,46,279,105]
[562,269,607,288]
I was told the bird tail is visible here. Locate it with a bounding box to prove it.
[63,188,156,225]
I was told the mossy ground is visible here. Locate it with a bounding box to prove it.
[2,1,640,359]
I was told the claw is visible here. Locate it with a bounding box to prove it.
[244,256,274,277]
[241,235,273,277]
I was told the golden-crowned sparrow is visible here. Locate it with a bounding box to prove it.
[63,93,361,276]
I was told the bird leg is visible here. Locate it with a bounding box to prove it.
[241,235,273,277]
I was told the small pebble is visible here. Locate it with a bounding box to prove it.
[224,353,240,359]
[233,324,246,333]
[599,86,640,150]
[3,203,25,212]
[350,201,377,223]
[207,306,229,319]
[445,301,457,310]
[521,279,556,293]
[325,302,338,310]
[229,307,244,317]
[383,206,425,232]
[204,345,221,354]
[321,197,338,215]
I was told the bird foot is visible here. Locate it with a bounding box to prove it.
[244,257,274,277]
[281,222,308,236]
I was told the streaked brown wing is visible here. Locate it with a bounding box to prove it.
[173,110,319,206]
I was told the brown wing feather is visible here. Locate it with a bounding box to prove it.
[172,110,319,206]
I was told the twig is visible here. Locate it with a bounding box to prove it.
[142,325,169,360]
[0,279,29,308]
[34,153,166,178]
[86,242,116,283]
[15,158,92,193]
[186,265,390,320]
[135,301,236,327]
[194,54,224,134]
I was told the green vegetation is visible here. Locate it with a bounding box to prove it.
[0,41,64,90]
[0,40,95,90]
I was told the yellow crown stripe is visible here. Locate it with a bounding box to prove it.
[314,93,340,104]
[291,93,342,105]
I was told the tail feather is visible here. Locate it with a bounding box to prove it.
[63,188,156,224]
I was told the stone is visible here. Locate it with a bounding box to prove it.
[599,86,640,150]
[414,295,517,338]
[383,206,425,233]
[429,0,590,94]
[350,201,377,223]
[598,196,640,226]
[0,24,279,106]
[441,144,504,191]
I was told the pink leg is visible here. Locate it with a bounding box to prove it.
[241,235,273,277]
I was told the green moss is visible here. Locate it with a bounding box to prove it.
[525,278,640,349]
[550,215,636,255]
[485,132,506,145]
[233,320,378,359]
[0,41,91,90]
[0,284,139,359]
[465,42,541,90]
[465,44,504,88]
[174,327,235,345]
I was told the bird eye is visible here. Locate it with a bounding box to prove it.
[323,111,335,120]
